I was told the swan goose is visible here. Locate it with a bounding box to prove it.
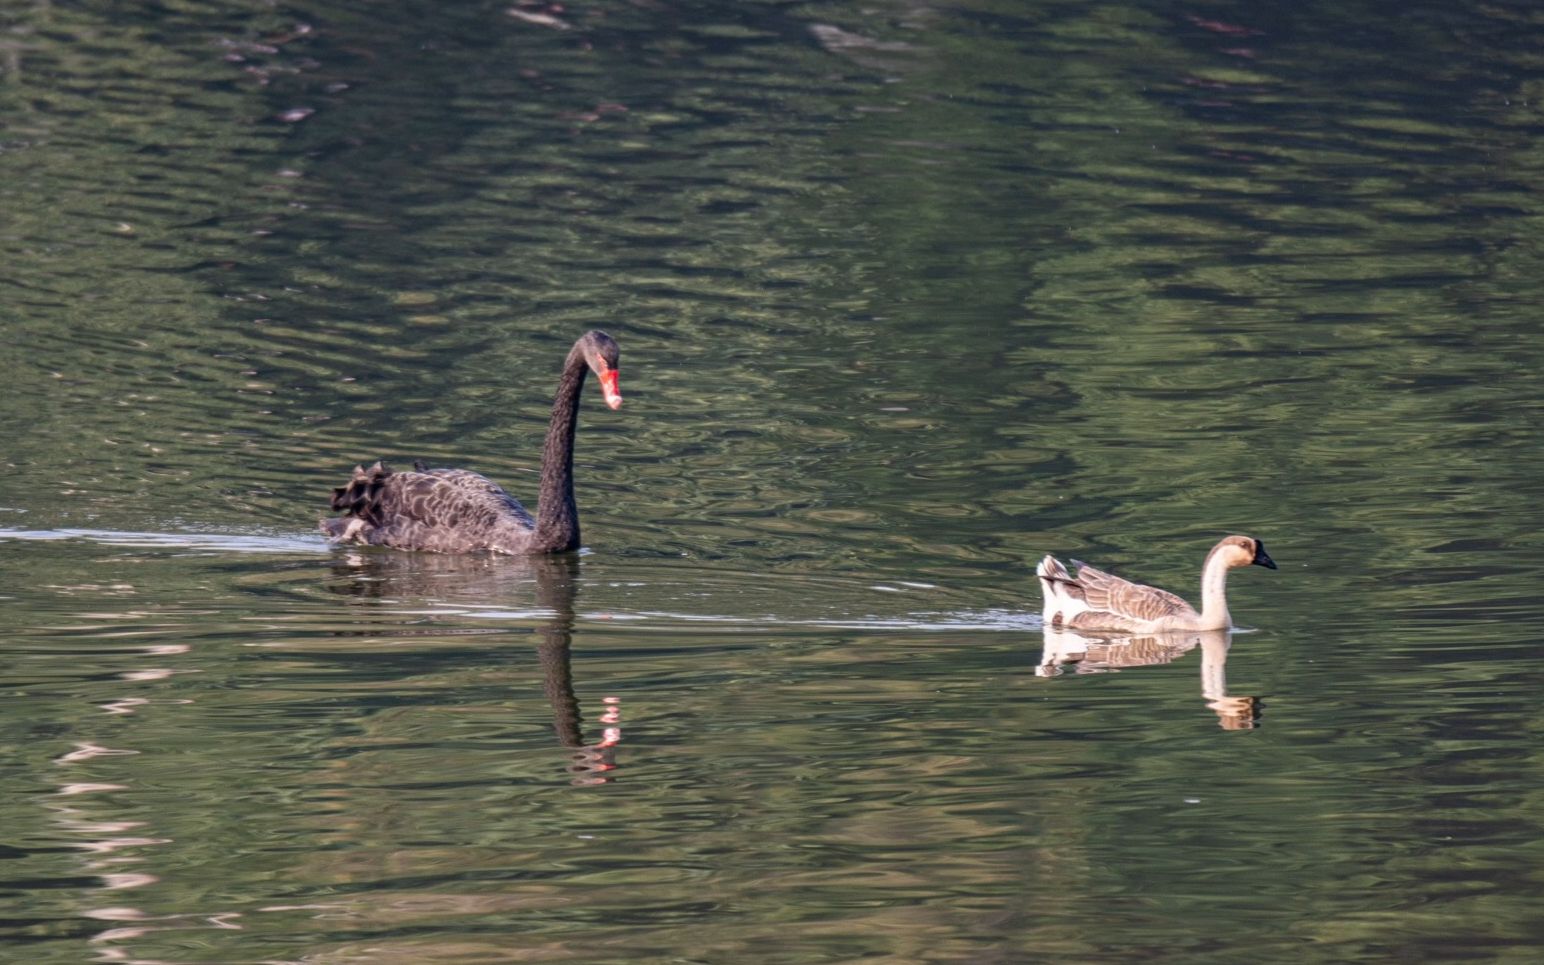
[1036,535,1276,633]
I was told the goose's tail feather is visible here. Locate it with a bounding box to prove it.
[1036,554,1086,626]
[1037,555,1070,584]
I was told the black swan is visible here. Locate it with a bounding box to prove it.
[321,330,622,554]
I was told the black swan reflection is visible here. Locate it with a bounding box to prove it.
[326,552,621,780]
[322,330,622,555]
[529,555,621,780]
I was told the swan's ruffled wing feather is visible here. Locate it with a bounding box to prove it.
[324,462,536,552]
[412,468,536,528]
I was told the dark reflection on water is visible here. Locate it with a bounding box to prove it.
[327,551,623,783]
[6,0,1544,961]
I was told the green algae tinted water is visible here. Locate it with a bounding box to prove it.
[4,1,1544,960]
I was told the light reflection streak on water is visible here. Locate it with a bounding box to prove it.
[33,619,248,962]
[6,527,1054,634]
[0,528,326,554]
[438,605,1045,633]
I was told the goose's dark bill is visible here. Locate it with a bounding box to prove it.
[1252,540,1277,570]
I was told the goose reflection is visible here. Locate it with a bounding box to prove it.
[328,552,621,782]
[1036,627,1261,730]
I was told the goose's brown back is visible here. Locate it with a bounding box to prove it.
[1064,561,1197,627]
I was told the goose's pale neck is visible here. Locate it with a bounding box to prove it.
[1195,545,1235,630]
[532,343,589,553]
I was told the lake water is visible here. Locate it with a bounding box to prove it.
[5,1,1544,961]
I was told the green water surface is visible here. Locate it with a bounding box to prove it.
[4,1,1544,961]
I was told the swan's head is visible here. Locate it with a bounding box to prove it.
[1217,535,1276,570]
[579,330,623,410]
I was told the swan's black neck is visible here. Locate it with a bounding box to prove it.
[532,342,589,553]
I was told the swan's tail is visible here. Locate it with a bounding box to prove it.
[328,461,393,527]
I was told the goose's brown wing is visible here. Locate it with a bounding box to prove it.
[1069,560,1197,625]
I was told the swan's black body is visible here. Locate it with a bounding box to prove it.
[321,330,622,554]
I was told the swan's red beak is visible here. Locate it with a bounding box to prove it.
[599,369,623,410]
